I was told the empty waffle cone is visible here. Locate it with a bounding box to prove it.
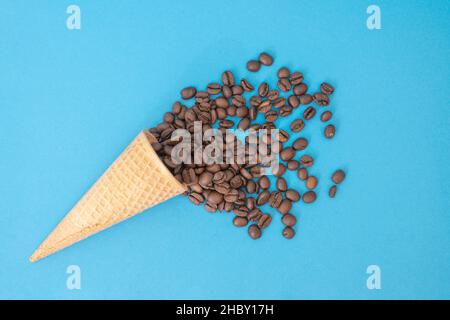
[30,130,186,262]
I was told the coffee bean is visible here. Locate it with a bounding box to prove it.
[289,72,304,85]
[273,97,286,108]
[297,168,308,180]
[282,226,295,239]
[172,102,182,114]
[285,189,301,202]
[249,105,257,120]
[248,224,261,239]
[236,106,249,118]
[258,175,270,189]
[278,199,292,215]
[282,213,297,227]
[300,155,314,167]
[220,119,235,129]
[248,208,262,221]
[238,118,250,131]
[293,83,308,96]
[207,83,222,95]
[234,206,249,217]
[320,111,332,122]
[227,106,237,116]
[181,87,196,100]
[222,71,235,86]
[329,185,337,198]
[324,124,335,139]
[278,78,291,92]
[287,160,300,170]
[290,119,305,132]
[265,110,278,122]
[272,163,286,177]
[224,189,239,202]
[302,190,317,203]
[288,95,300,108]
[246,180,257,194]
[276,177,287,191]
[250,96,262,107]
[240,167,253,180]
[257,100,272,113]
[233,216,248,227]
[292,137,308,151]
[313,92,330,106]
[269,191,283,208]
[279,105,293,117]
[303,106,316,120]
[266,90,279,101]
[305,176,318,189]
[241,79,254,92]
[189,192,204,205]
[332,169,346,184]
[232,85,244,95]
[232,95,245,108]
[280,147,295,161]
[257,190,271,205]
[199,171,213,188]
[320,82,334,95]
[215,97,229,108]
[207,191,224,205]
[205,202,217,212]
[259,52,274,66]
[277,67,290,78]
[247,60,261,72]
[299,94,313,105]
[258,214,272,229]
[258,82,269,97]
[215,182,230,194]
[277,130,290,142]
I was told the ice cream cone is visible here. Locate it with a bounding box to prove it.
[30,130,186,262]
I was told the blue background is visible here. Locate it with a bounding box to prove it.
[0,0,449,299]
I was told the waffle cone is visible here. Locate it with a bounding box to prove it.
[30,130,186,262]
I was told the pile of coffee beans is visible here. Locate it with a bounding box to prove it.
[149,52,346,239]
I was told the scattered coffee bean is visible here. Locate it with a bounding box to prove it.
[278,78,292,92]
[280,147,296,161]
[320,82,334,95]
[257,190,271,205]
[290,119,305,132]
[293,83,308,96]
[305,176,318,189]
[258,176,270,189]
[248,224,261,239]
[233,216,248,227]
[241,79,254,91]
[332,169,346,184]
[247,60,261,72]
[269,191,283,208]
[278,199,292,215]
[287,160,300,170]
[272,163,287,177]
[288,95,300,108]
[303,106,316,120]
[207,83,222,95]
[276,177,287,192]
[313,92,330,106]
[258,214,272,229]
[297,168,308,180]
[289,72,304,85]
[286,189,301,202]
[329,185,337,198]
[222,71,235,86]
[324,124,335,139]
[320,111,332,122]
[277,67,290,78]
[282,226,295,239]
[292,137,308,151]
[282,214,297,227]
[181,87,196,100]
[258,82,269,97]
[300,155,314,167]
[302,191,317,203]
[299,94,313,105]
[259,52,274,66]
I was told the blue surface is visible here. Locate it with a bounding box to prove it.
[0,0,449,299]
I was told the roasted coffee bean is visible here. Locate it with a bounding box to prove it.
[258,214,272,229]
[278,199,292,215]
[222,71,235,86]
[306,176,318,189]
[205,202,217,213]
[300,155,314,167]
[249,105,257,120]
[276,177,287,191]
[259,52,274,66]
[224,202,233,212]
[289,72,304,85]
[217,108,228,120]
[320,82,334,95]
[215,182,230,194]
[269,191,283,208]
[293,83,308,96]
[329,185,337,198]
[290,119,305,132]
[273,97,286,109]
[258,175,270,189]
[248,224,261,239]
[189,192,204,205]
[207,191,224,205]
[151,142,162,152]
[277,67,290,78]
[279,105,293,117]
[297,168,308,180]
[265,110,278,122]
[227,105,237,116]
[287,160,300,170]
[313,92,330,106]
[232,95,246,108]
[258,82,269,97]
[277,130,290,142]
[320,111,332,122]
[302,190,317,203]
[199,171,213,188]
[282,226,295,239]
[282,214,297,227]
[248,208,262,221]
[257,100,272,113]
[299,94,313,105]
[247,60,261,72]
[240,167,253,180]
[172,102,182,114]
[246,180,257,194]
[224,189,239,202]
[332,169,346,184]
[207,83,222,95]
[288,95,300,108]
[180,86,196,100]
[233,216,248,227]
[324,124,336,139]
[303,106,316,120]
[232,85,244,95]
[220,119,235,129]
[266,90,279,101]
[237,118,250,131]
[278,78,291,92]
[246,197,256,210]
[250,96,262,107]
[215,97,229,108]
[292,137,308,151]
[236,106,249,118]
[285,189,301,202]
[280,147,295,161]
[234,206,249,217]
[272,163,286,177]
[256,190,270,205]
[241,79,254,92]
